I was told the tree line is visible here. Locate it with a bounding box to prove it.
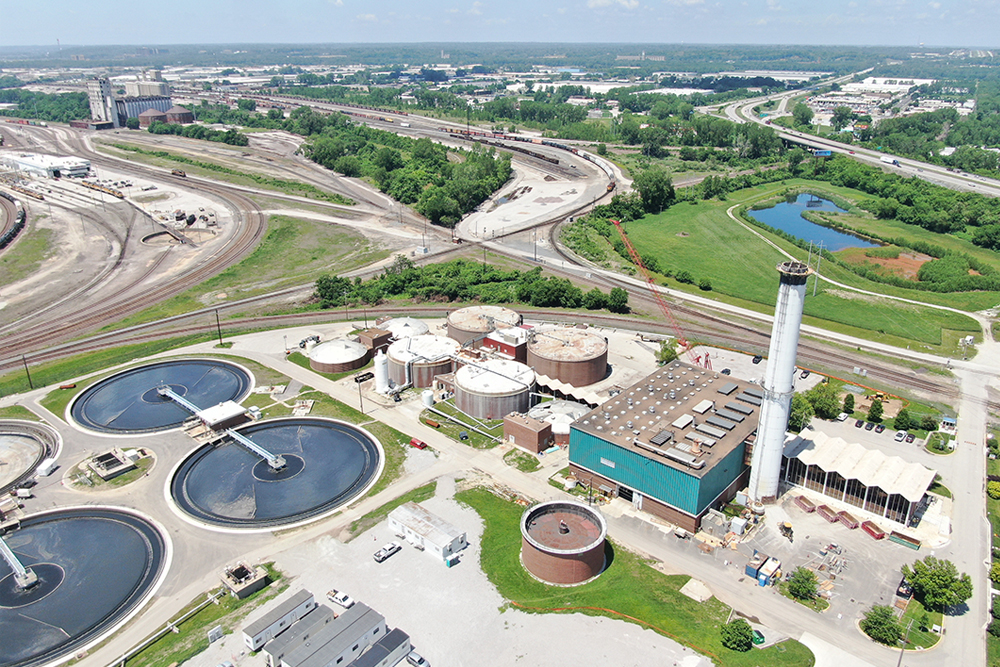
[315,256,629,313]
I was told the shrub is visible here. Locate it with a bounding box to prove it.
[991,562,1000,585]
[990,620,1000,638]
[989,482,1000,501]
[788,567,819,601]
[720,618,754,652]
[675,270,694,284]
[843,394,855,413]
[698,278,713,291]
[921,415,939,431]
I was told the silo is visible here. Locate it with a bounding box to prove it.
[380,317,430,339]
[308,339,370,374]
[374,350,389,394]
[454,359,534,420]
[527,328,608,387]
[446,306,521,346]
[521,500,607,585]
[387,335,459,388]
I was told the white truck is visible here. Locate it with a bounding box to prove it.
[880,155,900,167]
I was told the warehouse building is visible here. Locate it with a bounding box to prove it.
[781,430,936,526]
[503,413,554,454]
[1,153,91,179]
[568,362,758,533]
[388,502,467,562]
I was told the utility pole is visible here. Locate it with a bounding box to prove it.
[21,355,33,390]
[357,381,365,415]
[813,242,824,297]
[214,309,223,345]
[343,289,349,322]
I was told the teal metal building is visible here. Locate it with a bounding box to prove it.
[568,362,758,532]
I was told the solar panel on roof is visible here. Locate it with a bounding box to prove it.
[706,416,736,430]
[725,401,754,415]
[717,382,738,395]
[736,392,762,406]
[649,430,674,446]
[744,387,764,398]
[715,409,745,423]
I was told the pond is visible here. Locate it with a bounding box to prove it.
[747,194,880,251]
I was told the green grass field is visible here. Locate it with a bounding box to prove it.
[105,215,388,330]
[0,405,41,421]
[0,227,55,285]
[620,181,981,349]
[899,598,942,650]
[503,448,541,472]
[456,486,814,667]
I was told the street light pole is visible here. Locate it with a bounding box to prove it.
[21,355,33,390]
[214,309,223,345]
[357,381,365,415]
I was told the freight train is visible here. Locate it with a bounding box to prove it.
[80,180,125,199]
[4,118,48,127]
[0,191,26,249]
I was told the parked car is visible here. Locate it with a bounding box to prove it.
[905,433,916,443]
[894,430,907,441]
[837,412,848,422]
[752,355,763,364]
[875,424,885,433]
[409,438,427,449]
[799,369,810,379]
[864,422,875,431]
[406,651,429,667]
[374,541,402,563]
[327,589,356,609]
[855,419,865,428]
[720,368,731,375]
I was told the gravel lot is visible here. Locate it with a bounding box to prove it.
[194,476,707,667]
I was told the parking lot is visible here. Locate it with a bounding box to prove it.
[192,476,708,667]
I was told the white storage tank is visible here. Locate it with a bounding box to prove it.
[454,359,535,420]
[422,389,435,408]
[387,335,460,388]
[308,339,370,374]
[374,350,389,393]
[380,317,430,339]
[447,306,521,347]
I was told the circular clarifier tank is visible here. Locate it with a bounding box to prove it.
[70,358,253,434]
[170,417,383,530]
[521,500,607,585]
[0,507,168,667]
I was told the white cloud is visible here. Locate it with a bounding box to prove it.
[356,13,377,21]
[928,1,940,7]
[587,0,639,9]
[663,0,704,5]
[328,0,343,5]
[469,1,485,14]
[766,0,782,10]
[558,6,567,13]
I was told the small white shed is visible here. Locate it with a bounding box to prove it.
[388,502,467,561]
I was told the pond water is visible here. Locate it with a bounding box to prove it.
[747,194,880,251]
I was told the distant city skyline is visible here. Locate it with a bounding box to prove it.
[3,0,998,48]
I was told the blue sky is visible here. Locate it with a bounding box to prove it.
[4,0,998,47]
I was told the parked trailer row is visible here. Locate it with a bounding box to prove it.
[0,191,26,249]
[451,134,560,165]
[341,110,395,123]
[243,93,409,116]
[80,180,125,199]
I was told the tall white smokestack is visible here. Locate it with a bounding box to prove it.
[748,261,812,503]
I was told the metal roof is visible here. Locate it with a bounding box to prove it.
[309,339,368,364]
[783,431,936,503]
[447,305,521,332]
[455,358,534,394]
[244,589,314,638]
[389,502,465,548]
[380,317,429,339]
[527,327,607,361]
[387,335,459,364]
[282,603,383,667]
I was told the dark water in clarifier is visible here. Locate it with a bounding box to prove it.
[71,359,251,433]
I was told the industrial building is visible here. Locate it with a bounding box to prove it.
[749,261,811,504]
[357,328,392,354]
[309,339,371,374]
[481,327,530,362]
[527,327,608,388]
[568,362,758,533]
[521,500,607,585]
[137,108,167,128]
[243,589,317,651]
[453,358,535,420]
[503,413,554,453]
[280,602,386,667]
[117,96,173,122]
[446,305,521,346]
[387,335,458,388]
[782,431,936,526]
[1,153,91,179]
[124,71,170,97]
[87,76,119,128]
[387,501,468,562]
[165,105,195,124]
[526,400,590,445]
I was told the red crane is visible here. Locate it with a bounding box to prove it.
[611,219,709,368]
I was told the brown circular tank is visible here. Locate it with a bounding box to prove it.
[527,328,608,387]
[521,500,607,585]
[308,339,370,374]
[386,335,459,388]
[446,306,521,346]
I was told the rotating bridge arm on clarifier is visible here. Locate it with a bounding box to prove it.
[156,386,285,470]
[0,533,37,589]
